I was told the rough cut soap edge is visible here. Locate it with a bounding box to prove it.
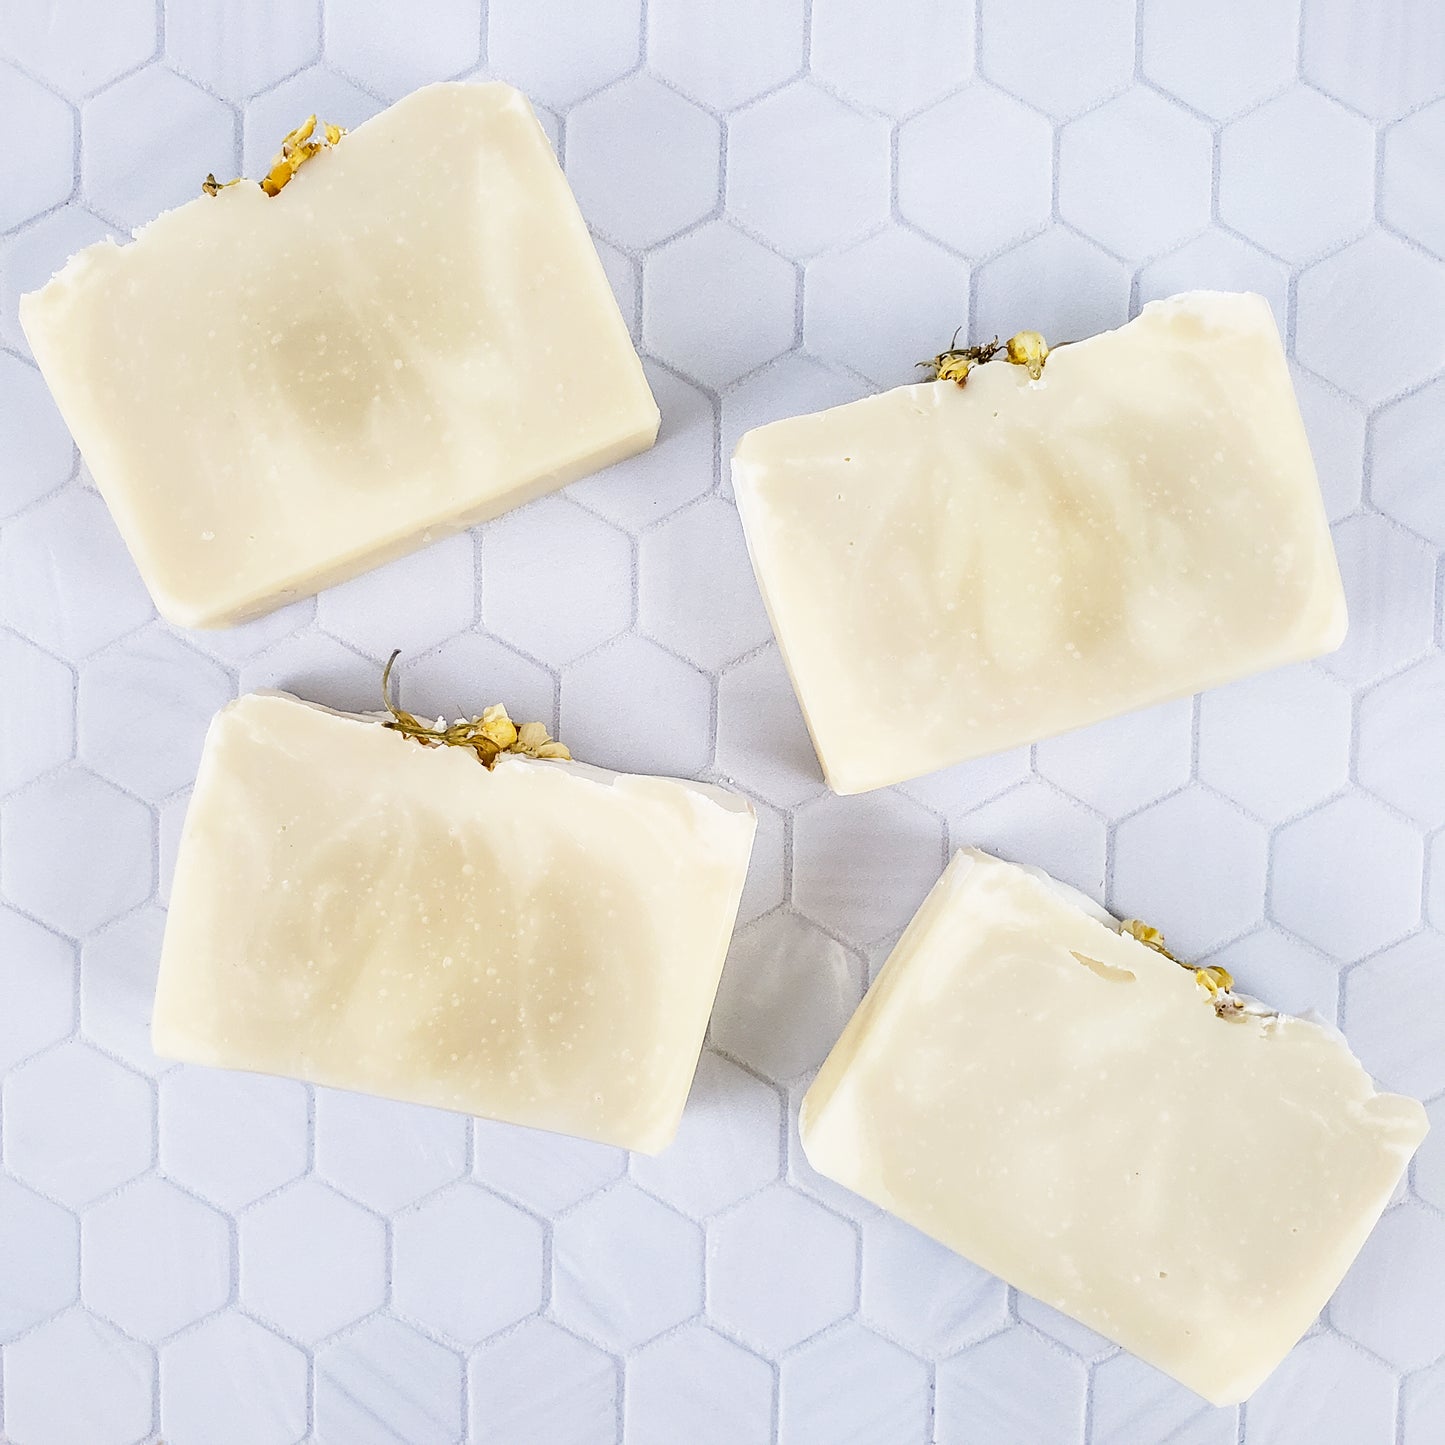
[18,81,660,631]
[798,848,1428,1403]
[153,690,756,1153]
[731,291,1348,795]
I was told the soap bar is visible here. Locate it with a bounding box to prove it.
[153,692,755,1153]
[21,82,658,628]
[801,849,1426,1404]
[733,292,1346,794]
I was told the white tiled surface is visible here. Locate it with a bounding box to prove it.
[1,2,1443,1441]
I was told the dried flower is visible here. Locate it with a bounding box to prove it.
[1121,919,1253,1018]
[920,328,1055,387]
[203,114,346,199]
[378,651,571,769]
[1005,330,1050,379]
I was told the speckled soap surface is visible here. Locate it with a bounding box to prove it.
[1,3,1444,1444]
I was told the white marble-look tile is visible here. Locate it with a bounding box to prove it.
[1059,90,1212,264]
[568,73,720,249]
[1272,793,1423,960]
[81,67,238,232]
[1296,232,1445,405]
[82,1174,230,1341]
[159,1313,308,1445]
[166,0,320,103]
[469,1319,617,1445]
[326,0,481,100]
[779,1321,930,1445]
[487,0,641,109]
[711,911,864,1082]
[977,0,1134,118]
[859,1208,1008,1358]
[239,1177,386,1342]
[935,1326,1088,1445]
[644,220,798,388]
[638,496,770,671]
[1141,0,1297,120]
[810,0,974,119]
[628,1323,774,1445]
[1220,89,1375,265]
[708,1184,857,1354]
[314,1315,465,1445]
[0,1174,80,1337]
[631,1052,781,1219]
[1113,786,1269,954]
[314,1089,468,1214]
[1,1309,153,1445]
[1,767,154,937]
[391,1183,544,1344]
[803,226,970,390]
[3,1041,153,1207]
[728,81,890,259]
[649,0,803,112]
[899,85,1052,259]
[553,1183,702,1350]
[0,63,75,235]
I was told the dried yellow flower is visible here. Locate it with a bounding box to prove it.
[919,333,1002,386]
[203,114,347,200]
[378,651,571,769]
[1121,918,1174,958]
[1121,919,1249,1018]
[920,328,1055,387]
[477,704,519,751]
[1006,329,1050,379]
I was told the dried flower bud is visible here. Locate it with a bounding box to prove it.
[919,328,1053,387]
[378,652,573,770]
[1006,330,1050,379]
[205,114,345,199]
[478,704,519,750]
[1122,919,1255,1018]
[1122,919,1173,958]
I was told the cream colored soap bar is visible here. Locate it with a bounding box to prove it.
[801,849,1426,1404]
[21,82,658,628]
[153,692,755,1153]
[733,292,1346,794]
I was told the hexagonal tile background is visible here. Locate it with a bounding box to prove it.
[0,3,1442,1442]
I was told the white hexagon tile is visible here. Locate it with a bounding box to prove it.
[0,2,1443,1442]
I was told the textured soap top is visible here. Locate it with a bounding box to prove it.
[802,849,1427,1403]
[733,292,1347,794]
[21,81,659,628]
[153,692,756,1153]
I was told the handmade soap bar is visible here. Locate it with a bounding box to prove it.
[21,82,658,628]
[733,292,1346,794]
[801,850,1426,1404]
[153,692,755,1153]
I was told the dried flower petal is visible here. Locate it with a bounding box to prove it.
[478,704,519,750]
[920,328,1054,387]
[205,113,344,199]
[919,332,1003,387]
[1121,918,1257,1018]
[378,651,571,770]
[515,721,551,751]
